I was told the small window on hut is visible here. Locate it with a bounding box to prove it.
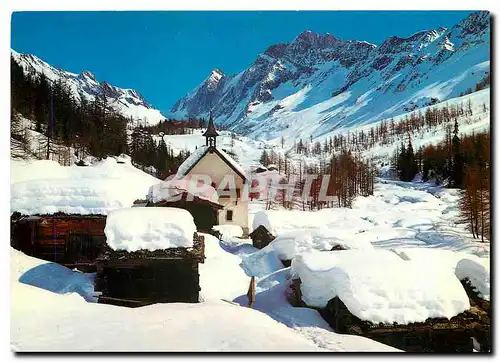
[226,210,233,221]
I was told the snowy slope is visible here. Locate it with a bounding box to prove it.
[162,129,266,172]
[170,11,489,141]
[11,50,165,126]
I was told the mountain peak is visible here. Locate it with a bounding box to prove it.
[12,51,165,125]
[205,69,226,91]
[170,12,489,139]
[211,69,225,79]
[80,70,97,81]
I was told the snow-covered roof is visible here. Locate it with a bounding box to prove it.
[175,146,209,179]
[455,257,490,301]
[147,178,219,205]
[217,148,247,179]
[392,248,482,273]
[11,157,160,215]
[11,179,130,216]
[291,250,470,324]
[175,145,247,181]
[104,207,197,252]
[252,211,272,233]
[393,248,490,301]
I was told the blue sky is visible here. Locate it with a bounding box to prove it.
[11,11,472,114]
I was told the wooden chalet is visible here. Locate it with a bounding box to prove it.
[290,278,491,353]
[319,296,490,352]
[10,174,139,269]
[11,212,106,269]
[95,212,205,307]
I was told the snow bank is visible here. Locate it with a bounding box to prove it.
[240,249,284,278]
[104,207,196,252]
[268,229,373,260]
[11,157,159,215]
[11,159,70,184]
[252,211,272,232]
[11,248,96,302]
[292,250,470,324]
[148,178,219,204]
[306,229,374,252]
[455,258,490,301]
[240,228,373,278]
[199,233,250,301]
[11,178,129,216]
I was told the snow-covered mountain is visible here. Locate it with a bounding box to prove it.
[11,50,165,126]
[170,11,490,141]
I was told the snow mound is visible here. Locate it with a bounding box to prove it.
[104,207,196,251]
[11,158,159,215]
[11,159,70,184]
[292,250,470,324]
[263,229,373,261]
[252,211,272,232]
[199,233,250,301]
[455,258,490,301]
[148,178,219,204]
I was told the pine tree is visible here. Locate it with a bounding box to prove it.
[259,149,269,166]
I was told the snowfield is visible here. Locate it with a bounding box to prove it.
[249,179,490,258]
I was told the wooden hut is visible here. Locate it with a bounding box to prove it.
[10,158,163,267]
[290,249,491,352]
[11,212,106,268]
[94,207,205,307]
[254,165,268,173]
[321,296,490,352]
[249,225,275,249]
[95,234,205,307]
